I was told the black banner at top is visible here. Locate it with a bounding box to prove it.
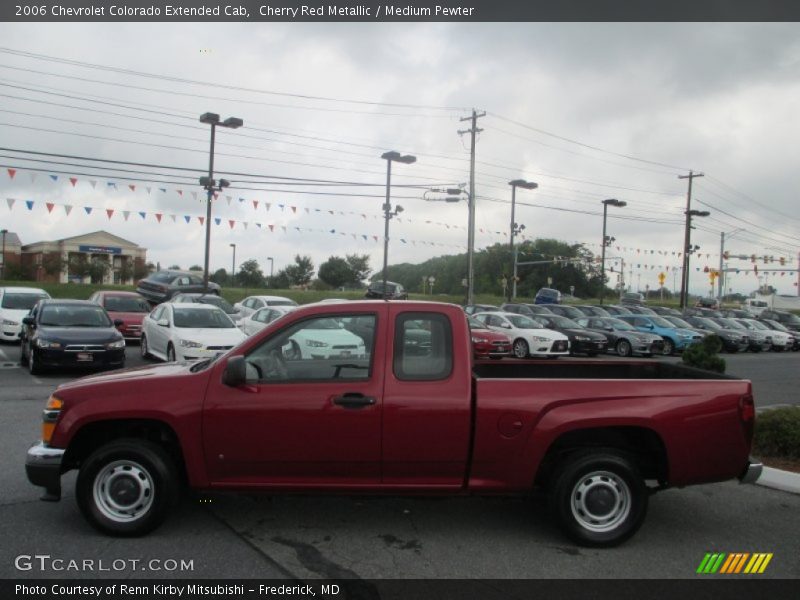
[3,0,800,22]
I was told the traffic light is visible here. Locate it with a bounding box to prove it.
[723,251,730,260]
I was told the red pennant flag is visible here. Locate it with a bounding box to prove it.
[228,220,235,229]
[7,168,16,179]
[213,192,219,200]
[128,184,136,192]
[252,200,259,210]
[69,177,78,187]
[198,216,205,225]
[372,235,378,242]
[106,209,114,219]
[155,213,162,223]
[268,224,274,232]
[46,202,55,213]
[177,189,183,196]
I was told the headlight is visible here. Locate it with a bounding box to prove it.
[36,338,62,349]
[305,340,329,348]
[471,336,488,344]
[679,334,692,339]
[2,319,18,326]
[105,340,125,349]
[531,336,550,342]
[574,335,592,341]
[179,339,203,348]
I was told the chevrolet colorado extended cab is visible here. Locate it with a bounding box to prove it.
[26,301,761,546]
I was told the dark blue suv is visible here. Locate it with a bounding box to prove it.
[534,287,562,305]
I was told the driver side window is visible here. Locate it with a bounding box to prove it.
[245,314,376,382]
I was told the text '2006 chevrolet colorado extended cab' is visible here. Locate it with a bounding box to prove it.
[26,301,761,546]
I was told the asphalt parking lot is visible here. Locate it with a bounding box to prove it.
[1,342,798,580]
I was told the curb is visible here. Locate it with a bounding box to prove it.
[755,467,800,494]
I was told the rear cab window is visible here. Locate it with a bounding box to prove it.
[393,312,453,381]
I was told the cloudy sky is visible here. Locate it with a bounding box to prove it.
[0,22,798,295]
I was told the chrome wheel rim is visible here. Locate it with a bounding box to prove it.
[93,460,154,523]
[662,340,674,355]
[570,470,631,533]
[513,340,528,358]
[618,341,631,357]
[167,346,175,361]
[140,336,147,357]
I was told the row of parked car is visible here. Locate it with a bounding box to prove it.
[463,300,800,358]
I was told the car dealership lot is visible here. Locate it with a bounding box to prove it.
[1,343,798,579]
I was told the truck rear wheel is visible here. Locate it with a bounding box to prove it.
[547,449,647,547]
[76,439,179,536]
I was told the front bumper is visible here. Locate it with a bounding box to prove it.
[36,348,126,369]
[571,339,608,355]
[1,322,22,341]
[26,442,65,501]
[739,458,763,485]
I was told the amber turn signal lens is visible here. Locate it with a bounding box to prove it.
[42,422,56,444]
[46,396,63,410]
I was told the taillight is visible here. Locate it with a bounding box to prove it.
[739,393,755,442]
[42,395,63,445]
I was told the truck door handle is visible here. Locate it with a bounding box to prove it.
[332,393,376,409]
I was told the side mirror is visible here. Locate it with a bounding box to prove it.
[647,323,655,330]
[605,326,614,332]
[22,316,35,326]
[113,319,124,327]
[157,318,170,327]
[222,355,247,387]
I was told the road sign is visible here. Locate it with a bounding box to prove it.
[658,272,666,285]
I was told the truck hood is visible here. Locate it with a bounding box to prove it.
[55,361,194,393]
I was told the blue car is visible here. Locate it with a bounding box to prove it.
[615,314,703,356]
[534,287,562,305]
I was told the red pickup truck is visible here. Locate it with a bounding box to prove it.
[26,301,761,547]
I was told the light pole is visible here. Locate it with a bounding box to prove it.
[718,228,743,300]
[425,186,476,305]
[599,199,626,305]
[266,257,274,278]
[380,151,416,295]
[199,112,243,293]
[682,209,710,307]
[229,243,236,287]
[0,229,7,280]
[508,179,538,301]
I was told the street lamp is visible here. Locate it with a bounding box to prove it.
[681,209,710,308]
[380,151,416,295]
[199,112,243,293]
[229,243,236,287]
[599,199,627,305]
[718,228,743,300]
[0,229,7,280]
[266,257,274,278]
[508,179,538,301]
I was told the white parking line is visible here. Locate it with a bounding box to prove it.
[0,347,8,361]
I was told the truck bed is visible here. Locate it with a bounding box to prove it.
[473,359,739,380]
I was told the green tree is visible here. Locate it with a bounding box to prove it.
[188,265,203,271]
[168,264,181,270]
[134,261,151,280]
[237,259,265,287]
[281,255,314,286]
[41,253,64,278]
[318,256,351,288]
[68,254,92,280]
[210,268,229,286]
[118,260,134,283]
[345,254,371,285]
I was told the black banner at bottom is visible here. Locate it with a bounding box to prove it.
[2,579,798,600]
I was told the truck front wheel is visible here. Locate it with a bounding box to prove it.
[76,439,179,536]
[548,450,647,547]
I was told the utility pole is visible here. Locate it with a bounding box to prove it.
[458,109,485,306]
[678,171,704,308]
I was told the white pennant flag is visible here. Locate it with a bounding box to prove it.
[64,205,73,216]
[30,173,37,183]
[146,187,152,194]
[226,197,232,206]
[243,222,248,230]
[89,180,97,189]
[6,198,15,210]
[191,191,197,200]
[123,211,130,221]
[170,215,176,223]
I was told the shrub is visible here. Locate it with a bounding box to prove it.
[754,407,800,460]
[681,334,726,373]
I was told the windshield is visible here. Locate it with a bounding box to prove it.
[604,318,635,331]
[549,315,582,328]
[717,318,745,330]
[765,320,789,332]
[507,315,542,329]
[693,317,719,329]
[267,299,298,307]
[1,293,48,310]
[39,305,112,327]
[746,320,769,331]
[149,272,177,283]
[195,296,237,314]
[467,316,486,329]
[650,316,673,328]
[308,317,345,330]
[173,307,235,328]
[735,320,756,330]
[667,317,694,329]
[104,295,150,313]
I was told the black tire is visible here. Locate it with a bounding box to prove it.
[547,449,648,547]
[662,338,675,356]
[512,338,529,359]
[75,439,179,536]
[19,342,28,365]
[140,334,152,360]
[587,352,598,358]
[28,345,43,375]
[166,344,176,362]
[616,339,633,357]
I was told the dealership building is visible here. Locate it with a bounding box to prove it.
[2,230,148,284]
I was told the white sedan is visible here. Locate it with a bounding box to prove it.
[283,317,366,360]
[140,302,246,362]
[474,311,570,358]
[240,306,296,336]
[233,295,298,318]
[0,287,50,342]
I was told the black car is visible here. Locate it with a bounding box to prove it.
[464,304,500,315]
[520,304,555,315]
[682,306,723,318]
[681,316,749,353]
[500,303,537,316]
[19,299,125,374]
[623,306,657,315]
[545,305,587,321]
[575,316,664,357]
[648,306,682,317]
[720,309,755,319]
[759,309,800,333]
[170,293,242,326]
[532,314,609,356]
[365,280,408,300]
[573,305,610,317]
[603,305,633,316]
[620,292,646,306]
[136,270,221,304]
